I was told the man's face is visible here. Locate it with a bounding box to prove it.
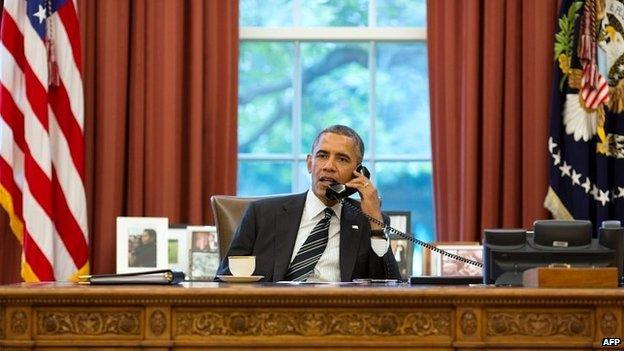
[307,132,360,205]
[141,231,152,244]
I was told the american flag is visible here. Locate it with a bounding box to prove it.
[0,0,88,281]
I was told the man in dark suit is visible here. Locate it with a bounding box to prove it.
[217,125,400,282]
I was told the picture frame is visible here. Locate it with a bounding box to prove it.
[189,251,221,280]
[187,225,219,253]
[384,211,412,280]
[422,242,483,277]
[187,225,220,280]
[167,224,189,274]
[116,217,169,274]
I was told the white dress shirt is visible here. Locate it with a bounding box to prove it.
[289,190,390,282]
[290,190,342,282]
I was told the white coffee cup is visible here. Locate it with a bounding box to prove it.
[229,256,256,276]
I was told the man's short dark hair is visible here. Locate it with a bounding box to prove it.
[311,125,365,164]
[143,229,156,240]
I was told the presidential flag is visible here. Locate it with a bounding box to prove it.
[0,0,88,281]
[545,0,624,229]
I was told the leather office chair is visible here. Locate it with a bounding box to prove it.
[210,195,269,259]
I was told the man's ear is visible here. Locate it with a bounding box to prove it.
[306,154,312,173]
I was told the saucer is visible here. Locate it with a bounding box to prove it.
[217,275,264,283]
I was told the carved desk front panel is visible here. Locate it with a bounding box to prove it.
[0,282,623,350]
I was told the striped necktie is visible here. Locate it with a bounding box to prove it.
[285,207,334,281]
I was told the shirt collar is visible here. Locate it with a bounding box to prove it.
[305,189,341,221]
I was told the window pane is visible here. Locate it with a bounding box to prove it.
[240,0,293,26]
[237,161,293,195]
[377,0,426,27]
[375,161,434,274]
[239,42,294,154]
[376,43,430,158]
[296,161,312,193]
[300,42,370,153]
[301,0,368,27]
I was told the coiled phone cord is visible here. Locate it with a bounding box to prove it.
[340,199,483,268]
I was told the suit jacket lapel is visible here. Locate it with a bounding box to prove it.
[340,201,362,281]
[273,192,307,281]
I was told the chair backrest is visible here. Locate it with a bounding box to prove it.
[210,195,268,259]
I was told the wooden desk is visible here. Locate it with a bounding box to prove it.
[0,282,623,350]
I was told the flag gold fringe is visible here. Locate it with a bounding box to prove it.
[21,260,39,282]
[68,262,90,282]
[0,184,39,282]
[544,186,574,219]
[20,254,90,283]
[0,184,89,282]
[0,183,24,243]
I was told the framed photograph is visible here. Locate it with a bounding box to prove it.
[167,224,189,273]
[423,242,483,276]
[187,225,219,253]
[116,217,169,273]
[385,211,412,280]
[187,225,219,280]
[189,251,220,280]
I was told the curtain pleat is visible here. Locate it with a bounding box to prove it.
[428,0,557,242]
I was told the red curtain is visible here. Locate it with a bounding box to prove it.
[428,0,557,242]
[0,0,239,283]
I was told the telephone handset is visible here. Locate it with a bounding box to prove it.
[325,166,482,271]
[325,165,371,201]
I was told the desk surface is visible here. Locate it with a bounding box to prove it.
[1,282,623,350]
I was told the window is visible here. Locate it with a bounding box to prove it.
[238,0,432,274]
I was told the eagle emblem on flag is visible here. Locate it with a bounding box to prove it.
[546,0,624,227]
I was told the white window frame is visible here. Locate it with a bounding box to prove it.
[239,1,428,193]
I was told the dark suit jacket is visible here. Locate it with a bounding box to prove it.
[131,241,156,268]
[216,192,401,282]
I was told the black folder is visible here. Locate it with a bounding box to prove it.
[78,269,185,285]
